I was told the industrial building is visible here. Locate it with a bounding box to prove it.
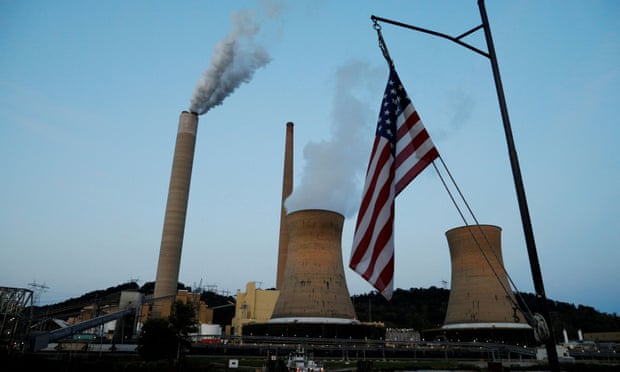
[231,282,279,336]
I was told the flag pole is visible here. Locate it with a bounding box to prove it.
[371,1,560,370]
[476,2,560,370]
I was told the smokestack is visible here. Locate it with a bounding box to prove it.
[152,111,198,318]
[443,225,529,328]
[276,122,294,289]
[270,209,357,322]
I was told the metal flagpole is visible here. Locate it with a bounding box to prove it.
[371,0,560,370]
[476,2,560,370]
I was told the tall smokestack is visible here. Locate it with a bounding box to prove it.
[276,122,294,289]
[152,111,198,318]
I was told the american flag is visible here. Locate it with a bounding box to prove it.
[349,66,439,300]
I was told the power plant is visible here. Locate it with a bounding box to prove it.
[148,115,532,341]
[7,115,614,364]
[7,110,544,349]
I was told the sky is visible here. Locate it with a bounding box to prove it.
[1,1,619,317]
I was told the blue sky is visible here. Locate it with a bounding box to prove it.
[1,1,619,317]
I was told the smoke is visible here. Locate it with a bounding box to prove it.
[285,61,383,218]
[189,5,277,115]
[432,88,474,142]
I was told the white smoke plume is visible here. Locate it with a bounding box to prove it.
[189,7,274,115]
[285,61,383,218]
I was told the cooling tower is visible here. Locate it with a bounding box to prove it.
[441,225,532,341]
[152,111,198,318]
[270,209,357,323]
[276,122,294,290]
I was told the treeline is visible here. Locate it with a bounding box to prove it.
[518,291,620,336]
[32,282,141,320]
[351,287,620,336]
[352,287,449,330]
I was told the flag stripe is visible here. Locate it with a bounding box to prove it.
[395,142,439,194]
[394,104,437,195]
[350,138,392,270]
[350,66,439,300]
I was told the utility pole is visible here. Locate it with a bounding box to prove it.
[28,281,49,306]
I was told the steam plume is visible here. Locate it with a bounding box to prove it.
[285,61,382,218]
[189,8,272,115]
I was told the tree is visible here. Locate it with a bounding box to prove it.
[138,301,198,362]
[169,300,199,359]
[137,317,177,361]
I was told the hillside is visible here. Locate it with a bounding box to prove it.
[351,287,620,337]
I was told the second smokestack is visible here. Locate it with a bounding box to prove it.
[276,122,294,289]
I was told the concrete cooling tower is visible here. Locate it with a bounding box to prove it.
[244,208,383,338]
[433,225,534,344]
[270,209,357,322]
